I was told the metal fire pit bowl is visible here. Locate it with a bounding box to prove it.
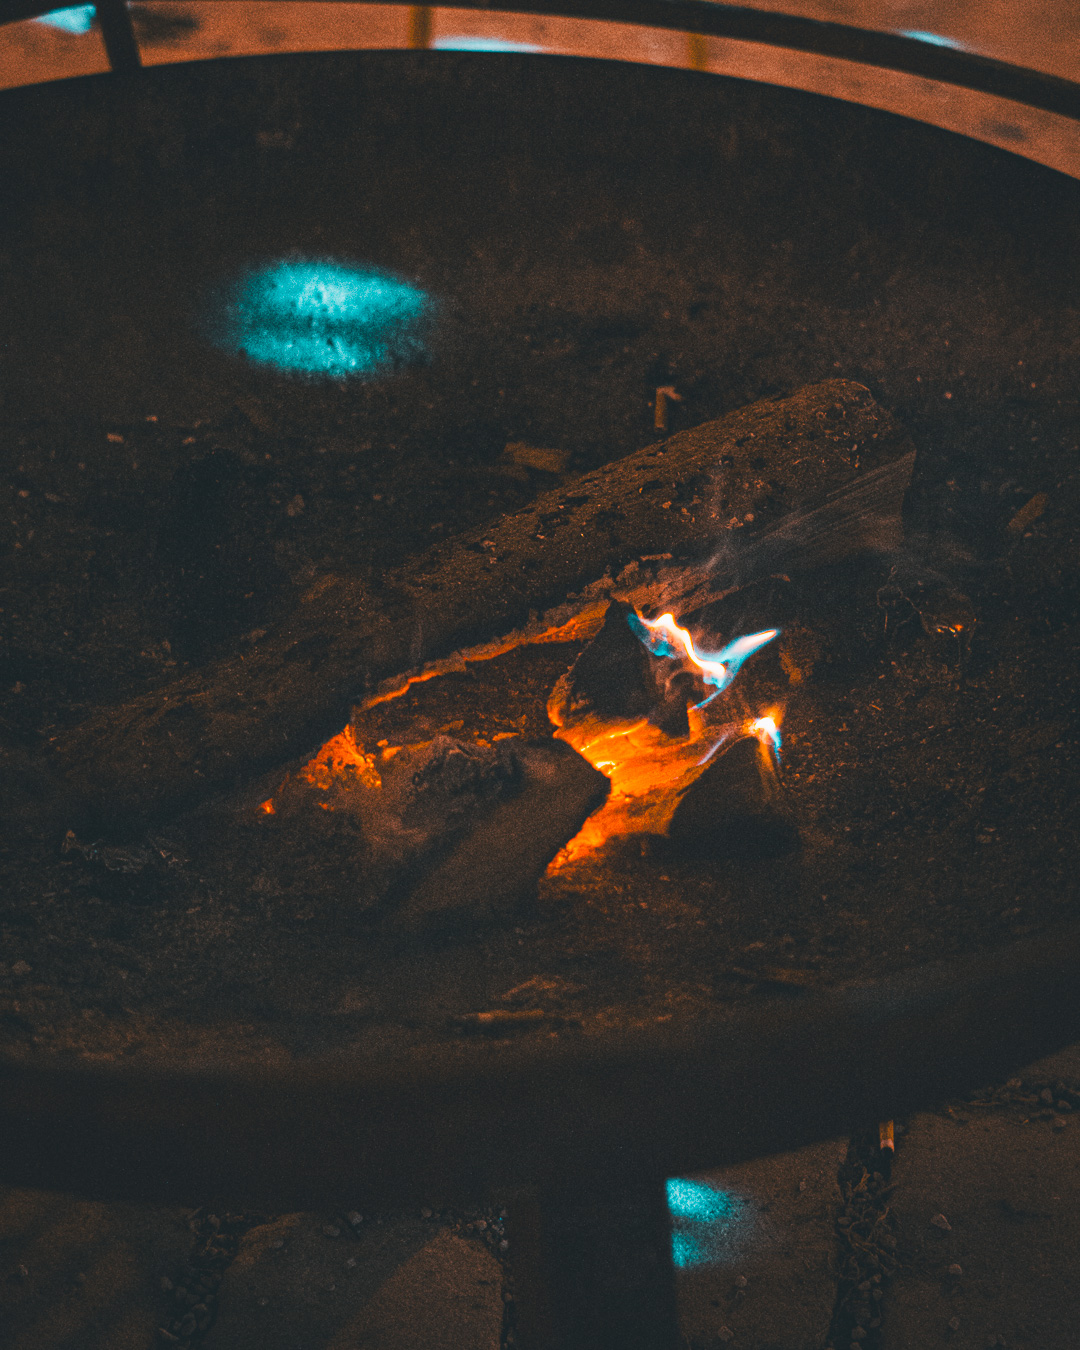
[1,36,1079,1348]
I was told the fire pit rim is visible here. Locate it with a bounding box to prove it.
[1,0,1079,123]
[2,922,1079,1211]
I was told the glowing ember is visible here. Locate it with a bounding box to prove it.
[549,608,780,863]
[259,596,781,867]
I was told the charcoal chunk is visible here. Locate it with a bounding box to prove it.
[560,600,662,721]
[390,738,610,937]
[667,735,797,859]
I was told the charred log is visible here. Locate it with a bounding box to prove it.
[3,380,915,839]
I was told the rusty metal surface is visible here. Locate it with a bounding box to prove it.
[0,0,1079,119]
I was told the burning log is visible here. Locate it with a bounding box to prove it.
[3,380,914,839]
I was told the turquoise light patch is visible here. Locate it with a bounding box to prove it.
[898,29,965,49]
[215,259,432,380]
[666,1177,750,1270]
[35,4,96,33]
[432,36,543,52]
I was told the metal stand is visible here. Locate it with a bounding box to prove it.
[509,1179,682,1350]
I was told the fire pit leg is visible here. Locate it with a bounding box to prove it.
[507,1180,681,1350]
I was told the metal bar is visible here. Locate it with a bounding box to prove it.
[0,0,1077,121]
[509,1182,682,1350]
[1,922,1079,1213]
[95,0,141,73]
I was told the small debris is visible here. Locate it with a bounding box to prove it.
[1053,1116,1069,1130]
[421,1207,433,1219]
[503,442,571,475]
[1007,492,1047,533]
[322,1225,341,1238]
[948,1315,961,1332]
[947,1263,963,1276]
[11,961,30,976]
[717,1327,734,1344]
[931,1213,952,1231]
[654,385,682,431]
[734,1274,747,1288]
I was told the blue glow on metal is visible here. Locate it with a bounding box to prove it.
[431,35,543,52]
[214,259,432,380]
[898,29,965,49]
[35,4,96,33]
[666,1178,745,1269]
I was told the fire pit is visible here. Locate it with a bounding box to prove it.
[1,37,1079,1350]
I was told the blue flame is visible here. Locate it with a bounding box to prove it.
[431,36,543,52]
[628,610,777,693]
[35,4,96,32]
[213,259,433,380]
[666,1178,748,1269]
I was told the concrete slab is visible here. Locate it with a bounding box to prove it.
[673,1136,847,1349]
[0,1186,191,1350]
[202,1213,503,1350]
[882,1110,1080,1350]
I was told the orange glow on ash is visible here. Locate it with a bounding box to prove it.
[259,799,275,814]
[298,724,382,792]
[550,701,745,862]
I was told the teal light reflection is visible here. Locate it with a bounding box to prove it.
[35,4,96,32]
[666,1177,747,1270]
[432,35,543,52]
[214,259,433,380]
[898,30,965,49]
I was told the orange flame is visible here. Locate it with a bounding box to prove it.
[749,712,782,756]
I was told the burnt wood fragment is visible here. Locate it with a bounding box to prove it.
[667,734,797,859]
[2,380,914,839]
[390,739,610,938]
[558,599,661,721]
